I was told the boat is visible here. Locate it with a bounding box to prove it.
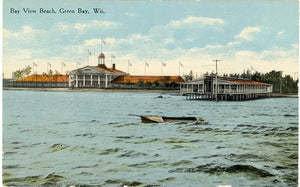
[140,115,208,124]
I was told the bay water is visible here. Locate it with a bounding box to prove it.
[2,90,298,186]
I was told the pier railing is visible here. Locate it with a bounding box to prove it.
[180,88,271,94]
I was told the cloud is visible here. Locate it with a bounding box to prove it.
[124,12,136,17]
[84,39,101,46]
[234,27,261,41]
[3,13,297,78]
[74,20,119,31]
[277,30,285,36]
[169,16,224,28]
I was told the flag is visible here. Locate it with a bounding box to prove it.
[162,62,166,67]
[145,61,149,67]
[179,62,183,67]
[62,62,66,67]
[47,62,51,67]
[128,60,132,66]
[102,39,106,44]
[33,62,37,67]
[88,50,92,56]
[111,54,116,59]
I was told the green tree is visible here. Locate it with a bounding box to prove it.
[53,70,61,86]
[153,80,160,87]
[24,66,32,77]
[183,70,194,81]
[12,66,32,80]
[146,80,152,88]
[138,80,144,87]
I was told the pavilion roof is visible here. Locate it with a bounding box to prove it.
[16,74,69,82]
[95,66,126,73]
[111,75,184,84]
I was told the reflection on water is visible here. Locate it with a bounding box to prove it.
[3,90,298,186]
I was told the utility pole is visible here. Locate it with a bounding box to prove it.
[213,59,221,102]
[280,71,283,94]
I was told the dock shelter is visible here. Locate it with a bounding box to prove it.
[180,76,273,101]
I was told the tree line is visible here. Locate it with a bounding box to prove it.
[183,69,298,94]
[12,66,32,80]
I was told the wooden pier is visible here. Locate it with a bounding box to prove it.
[184,92,270,101]
[181,76,272,101]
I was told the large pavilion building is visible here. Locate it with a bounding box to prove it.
[68,52,127,88]
[68,51,185,89]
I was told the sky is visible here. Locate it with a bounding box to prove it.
[2,0,299,79]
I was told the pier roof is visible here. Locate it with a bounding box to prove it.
[111,75,184,84]
[220,78,271,85]
[16,74,69,82]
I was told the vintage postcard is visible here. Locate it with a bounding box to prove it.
[2,0,298,186]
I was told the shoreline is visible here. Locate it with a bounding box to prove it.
[270,93,298,98]
[2,87,180,93]
[2,87,298,98]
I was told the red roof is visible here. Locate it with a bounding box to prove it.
[16,74,69,82]
[220,78,271,85]
[111,75,184,84]
[95,66,126,73]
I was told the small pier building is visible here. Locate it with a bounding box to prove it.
[180,76,273,101]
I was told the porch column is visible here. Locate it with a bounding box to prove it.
[68,75,72,87]
[98,75,100,88]
[76,75,78,88]
[90,74,93,87]
[83,74,85,86]
[105,74,108,88]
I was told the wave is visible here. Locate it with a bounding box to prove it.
[3,173,64,186]
[170,164,274,178]
[105,179,143,186]
[74,133,97,138]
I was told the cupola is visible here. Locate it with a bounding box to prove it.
[98,52,106,67]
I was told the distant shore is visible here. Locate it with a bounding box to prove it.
[2,87,180,93]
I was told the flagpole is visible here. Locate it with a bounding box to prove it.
[161,60,163,75]
[179,61,180,76]
[61,61,66,74]
[100,38,103,53]
[128,60,130,74]
[32,62,35,75]
[87,50,89,66]
[213,59,221,102]
[144,61,146,74]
